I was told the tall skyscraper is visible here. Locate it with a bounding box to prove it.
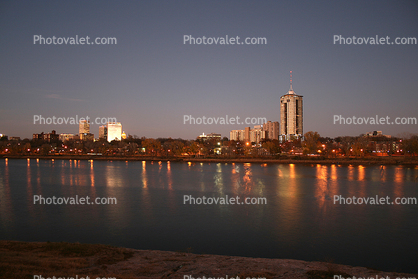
[79,120,90,140]
[280,71,303,141]
[107,122,122,142]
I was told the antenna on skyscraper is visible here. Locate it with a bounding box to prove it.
[290,70,293,90]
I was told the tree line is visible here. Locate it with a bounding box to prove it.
[0,132,417,158]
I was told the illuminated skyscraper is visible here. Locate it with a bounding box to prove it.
[280,71,303,141]
[79,120,90,140]
[107,122,122,141]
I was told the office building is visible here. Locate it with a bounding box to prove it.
[99,125,108,140]
[107,122,122,141]
[79,120,90,140]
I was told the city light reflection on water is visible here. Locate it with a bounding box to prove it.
[0,159,417,273]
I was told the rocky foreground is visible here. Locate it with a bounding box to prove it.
[0,241,417,279]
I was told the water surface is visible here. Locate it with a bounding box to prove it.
[0,159,417,273]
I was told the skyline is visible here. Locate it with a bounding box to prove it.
[1,1,418,140]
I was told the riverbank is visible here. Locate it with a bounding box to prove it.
[1,154,418,165]
[1,240,417,279]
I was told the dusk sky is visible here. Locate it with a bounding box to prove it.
[1,0,417,140]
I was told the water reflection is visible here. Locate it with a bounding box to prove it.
[347,165,355,181]
[140,161,152,221]
[90,160,95,188]
[36,163,41,195]
[167,161,172,190]
[0,159,12,227]
[214,163,224,194]
[289,163,296,179]
[330,164,337,181]
[358,165,365,181]
[315,164,329,210]
[142,161,148,188]
[393,167,405,198]
[275,164,301,243]
[26,159,36,220]
[167,161,176,213]
[1,159,418,274]
[241,163,253,194]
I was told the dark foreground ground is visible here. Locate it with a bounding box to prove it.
[0,241,416,279]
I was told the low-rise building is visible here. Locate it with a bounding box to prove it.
[33,130,59,142]
[59,134,75,142]
[197,133,221,141]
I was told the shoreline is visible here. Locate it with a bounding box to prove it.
[1,154,418,165]
[1,240,417,279]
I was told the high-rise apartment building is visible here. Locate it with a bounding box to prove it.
[263,121,280,140]
[280,71,303,141]
[244,127,251,143]
[230,126,267,144]
[249,125,266,143]
[230,130,245,141]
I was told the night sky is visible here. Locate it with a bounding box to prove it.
[1,1,417,139]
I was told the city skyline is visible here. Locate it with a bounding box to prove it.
[1,1,417,140]
[1,2,418,277]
